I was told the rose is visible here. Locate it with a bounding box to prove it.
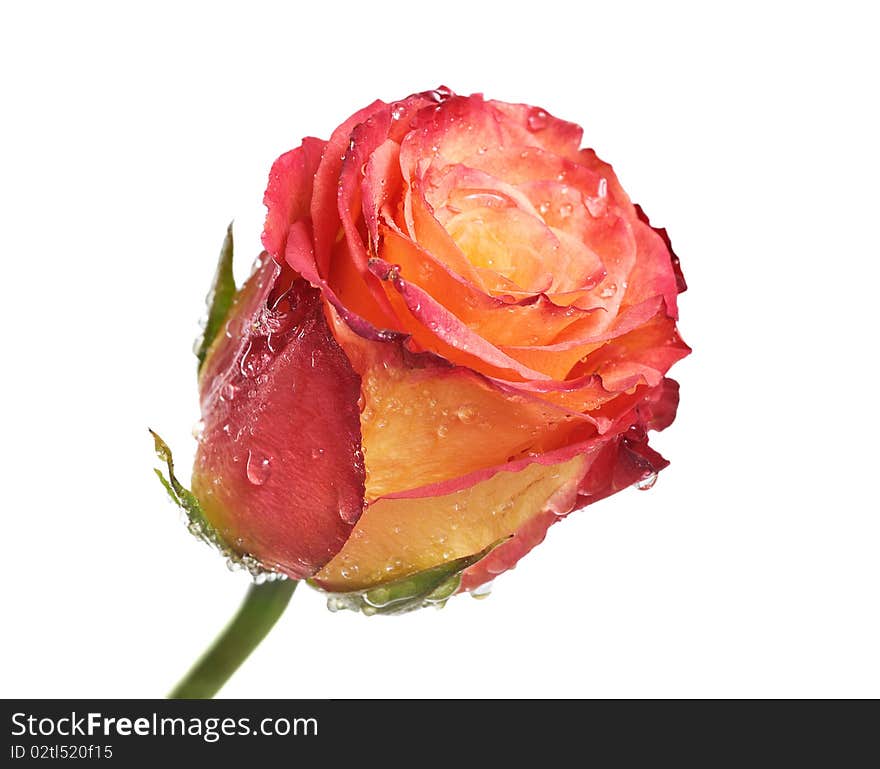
[190,87,689,608]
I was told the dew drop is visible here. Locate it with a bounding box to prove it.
[428,85,453,103]
[471,580,494,599]
[456,405,477,423]
[191,419,205,440]
[559,203,573,219]
[311,447,325,459]
[245,450,271,485]
[221,382,236,401]
[340,563,360,580]
[436,424,449,439]
[635,471,658,491]
[600,283,617,299]
[538,201,550,216]
[527,108,549,131]
[239,341,254,377]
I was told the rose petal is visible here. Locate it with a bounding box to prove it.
[261,137,325,260]
[311,99,387,276]
[458,385,679,591]
[622,219,681,319]
[634,203,688,294]
[488,99,584,159]
[313,372,678,593]
[403,178,487,289]
[326,307,594,501]
[368,255,554,381]
[499,296,666,380]
[380,224,598,347]
[193,259,366,579]
[313,454,589,592]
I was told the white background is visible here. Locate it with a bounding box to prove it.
[2,1,877,698]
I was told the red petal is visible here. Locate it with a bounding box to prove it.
[459,386,678,591]
[634,203,687,294]
[193,257,365,579]
[261,137,325,260]
[310,99,387,276]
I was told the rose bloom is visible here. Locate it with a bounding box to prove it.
[192,87,689,604]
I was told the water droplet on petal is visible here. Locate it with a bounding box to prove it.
[339,563,359,580]
[600,282,618,299]
[191,420,205,440]
[239,341,255,377]
[584,195,608,218]
[471,580,494,599]
[246,450,271,485]
[559,203,573,219]
[635,471,658,491]
[436,424,449,438]
[527,108,549,131]
[311,447,325,459]
[456,405,477,423]
[428,86,453,103]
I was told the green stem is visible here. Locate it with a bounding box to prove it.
[169,579,298,699]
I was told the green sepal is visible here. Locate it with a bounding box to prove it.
[149,429,227,550]
[150,429,278,580]
[319,538,509,616]
[195,222,237,372]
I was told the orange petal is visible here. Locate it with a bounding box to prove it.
[379,224,594,347]
[369,257,554,382]
[325,308,591,501]
[404,178,486,288]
